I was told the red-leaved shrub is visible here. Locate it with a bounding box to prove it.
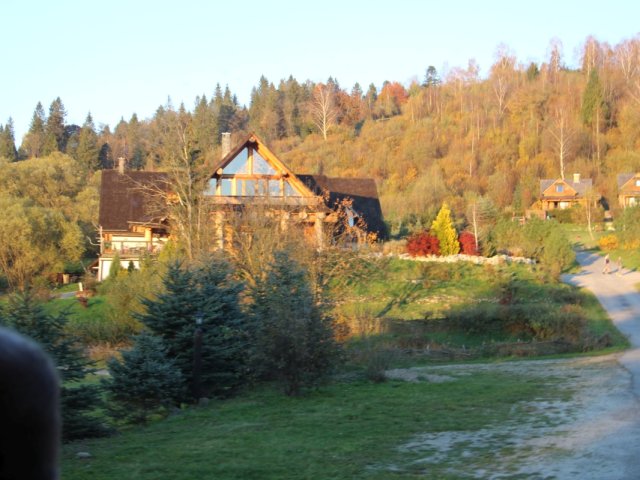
[406,232,440,256]
[458,231,479,255]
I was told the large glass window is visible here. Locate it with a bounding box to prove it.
[223,149,250,174]
[204,179,217,196]
[243,180,255,196]
[284,181,301,197]
[268,180,281,197]
[253,152,276,174]
[220,179,233,196]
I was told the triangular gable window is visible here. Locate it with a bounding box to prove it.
[221,148,277,175]
[253,152,276,175]
[206,134,316,199]
[223,149,250,174]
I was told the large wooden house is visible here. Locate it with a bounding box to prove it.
[617,173,640,208]
[96,133,385,280]
[539,174,593,212]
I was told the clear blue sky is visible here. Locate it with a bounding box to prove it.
[3,0,640,142]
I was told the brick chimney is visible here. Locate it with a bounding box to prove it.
[573,173,581,184]
[117,157,126,174]
[221,132,231,159]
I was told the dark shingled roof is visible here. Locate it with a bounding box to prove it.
[99,170,169,231]
[617,173,639,190]
[540,178,592,197]
[298,174,387,239]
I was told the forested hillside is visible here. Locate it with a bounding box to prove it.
[2,35,640,231]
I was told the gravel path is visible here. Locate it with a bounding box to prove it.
[381,250,640,479]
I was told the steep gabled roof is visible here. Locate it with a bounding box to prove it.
[617,173,640,193]
[98,133,386,239]
[99,170,169,231]
[212,132,316,198]
[298,175,386,239]
[618,173,635,188]
[540,178,592,198]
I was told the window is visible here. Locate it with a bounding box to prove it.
[555,184,564,193]
[204,179,217,196]
[268,180,281,197]
[220,179,232,196]
[284,181,301,197]
[223,149,250,174]
[635,179,640,187]
[253,152,276,175]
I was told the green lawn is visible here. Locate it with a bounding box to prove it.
[334,258,627,353]
[63,372,563,480]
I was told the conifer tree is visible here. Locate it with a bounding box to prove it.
[193,95,217,154]
[75,113,99,172]
[581,69,608,126]
[0,118,17,160]
[108,253,122,280]
[251,251,340,396]
[42,97,67,155]
[21,102,46,158]
[136,258,247,399]
[104,332,185,424]
[127,113,146,170]
[0,291,107,440]
[218,85,237,137]
[431,203,460,256]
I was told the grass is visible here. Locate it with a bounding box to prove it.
[335,259,505,321]
[62,372,563,480]
[334,258,627,354]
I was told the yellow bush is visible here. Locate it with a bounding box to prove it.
[598,234,618,251]
[622,238,640,250]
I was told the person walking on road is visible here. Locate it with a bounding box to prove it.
[616,256,623,276]
[603,253,611,274]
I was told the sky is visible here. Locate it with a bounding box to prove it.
[3,0,640,143]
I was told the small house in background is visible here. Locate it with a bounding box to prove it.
[539,174,593,212]
[96,166,170,281]
[617,173,640,208]
[96,133,385,281]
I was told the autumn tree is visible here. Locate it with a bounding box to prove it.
[490,45,517,120]
[0,193,83,290]
[374,81,408,118]
[147,104,214,260]
[310,83,338,141]
[547,105,575,180]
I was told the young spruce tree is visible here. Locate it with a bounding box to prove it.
[136,257,247,399]
[104,332,185,424]
[0,291,107,440]
[251,250,340,396]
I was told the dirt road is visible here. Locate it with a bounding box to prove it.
[564,250,640,398]
[382,251,640,479]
